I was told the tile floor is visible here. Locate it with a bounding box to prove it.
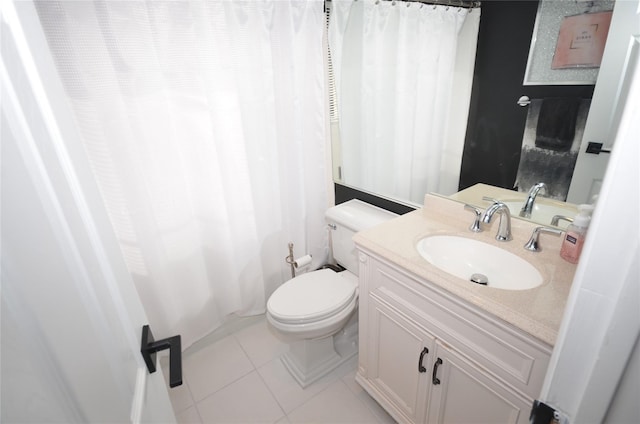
[162,316,395,424]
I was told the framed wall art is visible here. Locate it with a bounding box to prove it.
[523,0,614,86]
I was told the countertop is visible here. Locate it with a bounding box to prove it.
[353,194,577,346]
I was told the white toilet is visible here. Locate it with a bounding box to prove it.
[267,199,397,387]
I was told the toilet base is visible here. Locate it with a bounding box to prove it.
[280,320,358,388]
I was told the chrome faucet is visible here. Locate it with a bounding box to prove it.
[520,182,547,218]
[524,226,563,252]
[481,197,512,241]
[550,215,574,227]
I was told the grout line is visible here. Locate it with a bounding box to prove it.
[231,321,289,420]
[162,361,197,415]
[285,377,346,418]
[184,315,265,358]
[253,358,288,423]
[191,402,204,424]
[193,367,287,424]
[341,373,395,424]
[232,326,261,371]
[191,366,255,405]
[184,332,258,405]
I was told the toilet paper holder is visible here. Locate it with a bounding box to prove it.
[285,242,312,279]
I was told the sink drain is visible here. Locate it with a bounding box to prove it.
[470,273,488,286]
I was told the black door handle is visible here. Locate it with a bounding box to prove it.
[418,347,429,373]
[586,142,611,155]
[141,325,182,387]
[432,357,443,385]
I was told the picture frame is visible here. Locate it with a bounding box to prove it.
[523,0,615,86]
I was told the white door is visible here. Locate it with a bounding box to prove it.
[538,13,640,424]
[1,2,176,422]
[567,0,640,203]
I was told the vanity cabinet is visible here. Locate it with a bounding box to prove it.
[365,295,435,422]
[426,341,530,424]
[356,249,551,424]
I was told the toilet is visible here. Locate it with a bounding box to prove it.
[267,199,397,387]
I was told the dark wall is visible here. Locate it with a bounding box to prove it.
[336,0,595,212]
[459,0,594,190]
[334,183,416,215]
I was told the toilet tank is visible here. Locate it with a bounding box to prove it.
[325,199,397,275]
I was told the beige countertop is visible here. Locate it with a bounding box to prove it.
[353,194,577,347]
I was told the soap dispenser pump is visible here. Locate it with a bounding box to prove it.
[560,204,594,264]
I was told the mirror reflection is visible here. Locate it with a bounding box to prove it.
[329,0,621,228]
[328,0,480,203]
[447,183,578,229]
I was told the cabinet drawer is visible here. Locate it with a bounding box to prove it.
[367,255,551,400]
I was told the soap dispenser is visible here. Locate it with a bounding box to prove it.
[560,204,594,264]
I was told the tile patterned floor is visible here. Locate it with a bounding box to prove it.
[162,316,395,424]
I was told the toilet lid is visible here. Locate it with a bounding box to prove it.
[267,269,357,324]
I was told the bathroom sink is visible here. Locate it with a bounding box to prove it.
[501,200,577,229]
[416,235,543,290]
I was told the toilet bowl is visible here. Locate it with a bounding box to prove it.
[266,200,397,388]
[267,269,359,387]
[267,268,358,340]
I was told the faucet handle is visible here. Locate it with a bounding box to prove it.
[524,226,563,252]
[550,215,574,226]
[463,204,483,233]
[482,196,499,204]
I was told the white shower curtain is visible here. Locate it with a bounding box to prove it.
[329,0,480,203]
[34,0,329,348]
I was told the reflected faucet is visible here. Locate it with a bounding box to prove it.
[481,197,512,241]
[551,215,574,227]
[520,182,547,218]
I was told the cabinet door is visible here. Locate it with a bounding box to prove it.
[427,342,531,424]
[367,295,435,423]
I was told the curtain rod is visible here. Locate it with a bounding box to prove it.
[325,0,481,9]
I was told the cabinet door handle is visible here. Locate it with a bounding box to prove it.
[432,357,443,385]
[418,347,429,373]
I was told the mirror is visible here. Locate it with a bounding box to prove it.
[446,184,578,230]
[330,0,621,228]
[524,0,614,85]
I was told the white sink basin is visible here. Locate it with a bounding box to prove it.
[501,200,577,229]
[416,235,543,290]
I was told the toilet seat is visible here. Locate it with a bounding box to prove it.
[267,269,357,325]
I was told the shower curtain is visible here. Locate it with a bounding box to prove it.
[329,0,480,203]
[34,0,329,348]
